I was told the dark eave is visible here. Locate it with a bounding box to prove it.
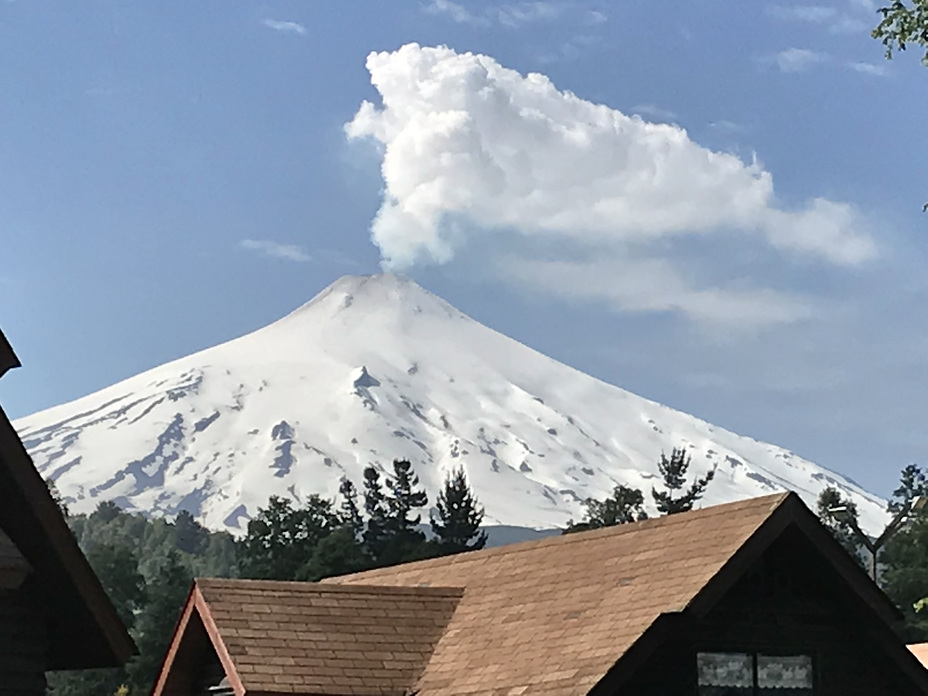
[0,328,21,380]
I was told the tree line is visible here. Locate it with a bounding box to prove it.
[817,463,928,641]
[235,460,487,581]
[44,461,486,696]
[564,446,716,532]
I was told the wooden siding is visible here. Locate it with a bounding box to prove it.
[621,527,922,695]
[0,583,47,695]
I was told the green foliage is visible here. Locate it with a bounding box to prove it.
[380,459,430,565]
[338,477,364,539]
[565,484,648,533]
[873,1,928,65]
[361,466,390,560]
[881,464,928,640]
[298,526,370,582]
[651,447,715,515]
[49,459,485,694]
[125,551,193,692]
[816,486,865,561]
[236,495,341,580]
[46,501,236,695]
[85,541,146,630]
[430,466,488,552]
[888,463,928,513]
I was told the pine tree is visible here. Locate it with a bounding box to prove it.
[381,459,429,564]
[361,466,390,561]
[126,550,193,692]
[565,484,647,533]
[236,495,340,580]
[881,464,928,640]
[173,510,209,555]
[338,476,364,539]
[430,467,487,553]
[299,526,370,581]
[816,486,864,561]
[651,447,715,515]
[888,463,928,514]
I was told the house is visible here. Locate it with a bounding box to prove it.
[152,492,928,696]
[0,329,135,693]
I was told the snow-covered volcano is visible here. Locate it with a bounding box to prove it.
[15,274,887,534]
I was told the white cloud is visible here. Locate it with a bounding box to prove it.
[262,19,307,35]
[849,61,888,76]
[345,44,874,325]
[240,239,312,262]
[770,47,829,72]
[505,256,812,327]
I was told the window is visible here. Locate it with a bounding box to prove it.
[697,652,813,695]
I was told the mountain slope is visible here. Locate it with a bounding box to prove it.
[14,274,888,534]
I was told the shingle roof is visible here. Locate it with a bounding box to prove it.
[323,494,791,696]
[194,578,463,696]
[156,491,921,696]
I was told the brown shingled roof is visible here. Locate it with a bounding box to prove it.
[154,578,462,696]
[154,492,924,696]
[322,493,793,696]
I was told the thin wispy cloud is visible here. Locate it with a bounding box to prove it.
[768,47,829,73]
[240,239,312,262]
[766,4,867,34]
[425,0,600,28]
[262,19,307,35]
[849,61,888,76]
[346,44,875,328]
[631,104,678,122]
[767,5,837,22]
[708,119,746,133]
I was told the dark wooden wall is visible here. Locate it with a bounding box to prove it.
[619,528,923,695]
[0,581,47,696]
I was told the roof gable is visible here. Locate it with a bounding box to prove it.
[0,330,135,668]
[155,579,463,696]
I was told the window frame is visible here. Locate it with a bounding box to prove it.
[696,650,816,695]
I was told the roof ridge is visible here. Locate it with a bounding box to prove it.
[196,577,464,596]
[324,492,792,583]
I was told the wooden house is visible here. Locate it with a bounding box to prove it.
[152,492,928,695]
[0,329,135,693]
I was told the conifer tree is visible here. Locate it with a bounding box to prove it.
[565,484,647,533]
[651,447,715,515]
[816,486,864,561]
[236,495,340,580]
[382,459,429,564]
[361,466,390,560]
[126,550,193,692]
[339,477,364,539]
[430,466,487,553]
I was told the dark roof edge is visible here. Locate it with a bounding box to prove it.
[0,404,136,666]
[592,491,928,694]
[0,328,21,380]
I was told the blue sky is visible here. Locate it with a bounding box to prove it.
[1,0,927,498]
